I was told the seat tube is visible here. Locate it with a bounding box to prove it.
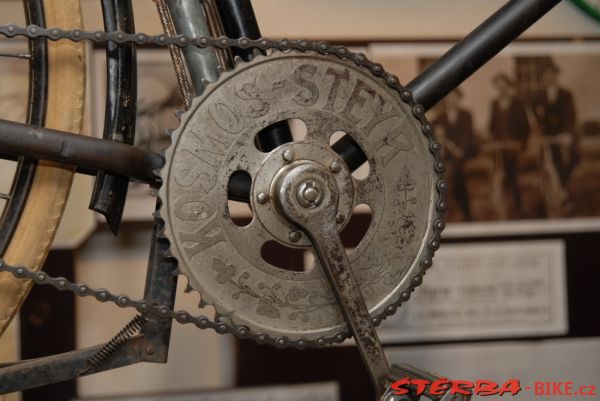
[165,0,221,94]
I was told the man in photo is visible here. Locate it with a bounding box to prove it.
[488,73,530,214]
[433,89,476,221]
[534,63,578,211]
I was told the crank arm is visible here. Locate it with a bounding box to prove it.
[308,220,391,399]
[274,163,390,399]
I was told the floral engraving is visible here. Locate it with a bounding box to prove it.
[212,259,334,321]
[363,165,418,288]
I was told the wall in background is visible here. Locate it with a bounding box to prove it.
[1,1,600,39]
[93,0,600,40]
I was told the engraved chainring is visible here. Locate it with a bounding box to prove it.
[159,50,444,345]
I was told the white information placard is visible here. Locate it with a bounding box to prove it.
[378,240,568,343]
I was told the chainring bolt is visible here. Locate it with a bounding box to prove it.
[297,180,324,208]
[257,192,270,204]
[282,149,294,162]
[288,231,302,243]
[330,161,342,173]
[303,187,319,203]
[336,212,345,224]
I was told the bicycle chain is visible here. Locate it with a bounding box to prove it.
[0,23,447,349]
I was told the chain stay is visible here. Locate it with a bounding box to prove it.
[0,23,447,350]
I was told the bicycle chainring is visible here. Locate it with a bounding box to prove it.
[0,24,447,348]
[159,50,446,345]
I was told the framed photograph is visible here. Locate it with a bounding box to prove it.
[368,41,600,237]
[91,49,185,221]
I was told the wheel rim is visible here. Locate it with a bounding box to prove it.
[0,0,48,257]
[0,0,86,336]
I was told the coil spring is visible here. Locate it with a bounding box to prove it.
[79,314,146,374]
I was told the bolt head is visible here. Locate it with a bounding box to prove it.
[282,149,294,162]
[288,231,302,243]
[330,161,342,173]
[297,180,324,208]
[257,192,269,204]
[303,187,319,203]
[336,213,345,223]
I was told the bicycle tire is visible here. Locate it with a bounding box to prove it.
[0,0,47,258]
[0,0,86,337]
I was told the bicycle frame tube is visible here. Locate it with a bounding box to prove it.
[165,0,221,93]
[408,0,562,110]
[0,118,163,185]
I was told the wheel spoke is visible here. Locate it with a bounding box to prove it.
[0,53,31,60]
[0,193,11,201]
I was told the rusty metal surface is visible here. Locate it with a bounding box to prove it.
[0,335,145,394]
[0,217,179,389]
[0,118,164,185]
[274,160,390,398]
[90,0,137,234]
[159,50,445,345]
